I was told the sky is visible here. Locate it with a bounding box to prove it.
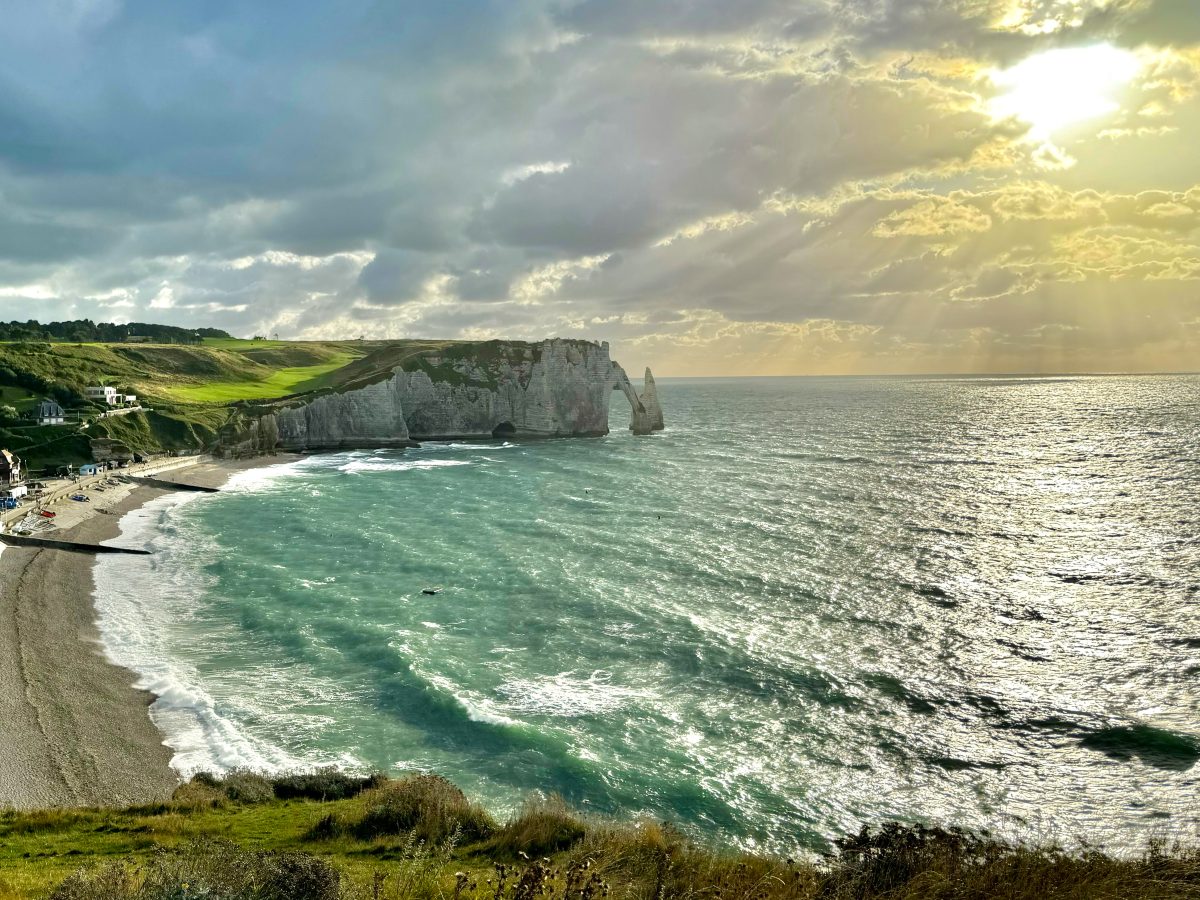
[1,1,1199,375]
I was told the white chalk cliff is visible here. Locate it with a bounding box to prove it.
[224,339,663,454]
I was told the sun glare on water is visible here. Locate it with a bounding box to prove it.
[990,44,1141,138]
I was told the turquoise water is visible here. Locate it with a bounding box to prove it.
[96,376,1200,853]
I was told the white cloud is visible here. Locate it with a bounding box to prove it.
[500,161,572,186]
[149,283,175,309]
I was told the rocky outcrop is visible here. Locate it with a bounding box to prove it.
[638,367,664,432]
[216,412,283,459]
[612,363,664,435]
[222,339,663,453]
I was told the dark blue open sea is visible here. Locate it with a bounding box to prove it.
[95,375,1200,854]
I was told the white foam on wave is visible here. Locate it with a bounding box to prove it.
[340,458,471,475]
[93,490,351,776]
[419,670,520,727]
[221,457,310,493]
[424,442,516,452]
[497,670,653,717]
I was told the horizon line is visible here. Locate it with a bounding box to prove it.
[652,370,1200,379]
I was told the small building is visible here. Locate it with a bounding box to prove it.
[85,385,121,406]
[124,335,152,343]
[124,394,138,407]
[79,463,101,476]
[0,449,21,486]
[36,399,66,425]
[0,483,27,509]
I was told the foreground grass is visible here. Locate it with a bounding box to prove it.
[0,772,1196,900]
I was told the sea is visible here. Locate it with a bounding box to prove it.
[93,375,1200,855]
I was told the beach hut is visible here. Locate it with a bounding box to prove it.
[79,463,101,476]
[0,449,21,486]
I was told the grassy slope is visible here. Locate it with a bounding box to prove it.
[0,386,37,413]
[0,426,91,472]
[0,341,365,408]
[0,340,370,468]
[164,355,359,403]
[1,772,1196,900]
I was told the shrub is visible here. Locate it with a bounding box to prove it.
[822,822,986,896]
[189,771,222,788]
[271,768,385,801]
[173,768,387,808]
[487,794,588,858]
[169,778,226,811]
[51,839,340,900]
[305,812,347,841]
[219,769,275,804]
[354,774,496,845]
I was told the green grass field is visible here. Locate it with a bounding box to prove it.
[163,354,359,403]
[200,337,292,351]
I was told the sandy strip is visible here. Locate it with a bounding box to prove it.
[0,456,297,809]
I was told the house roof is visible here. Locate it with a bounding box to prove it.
[0,449,18,468]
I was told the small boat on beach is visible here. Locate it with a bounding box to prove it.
[70,494,90,502]
[38,510,55,518]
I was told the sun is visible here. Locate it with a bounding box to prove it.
[989,44,1141,138]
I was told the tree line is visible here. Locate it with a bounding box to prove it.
[0,319,232,344]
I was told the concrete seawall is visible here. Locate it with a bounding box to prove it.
[0,533,151,555]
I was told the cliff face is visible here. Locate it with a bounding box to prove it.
[275,378,412,451]
[395,338,616,438]
[228,339,662,454]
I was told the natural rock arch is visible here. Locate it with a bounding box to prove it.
[612,366,664,435]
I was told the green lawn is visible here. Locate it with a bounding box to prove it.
[163,355,358,403]
[200,337,290,351]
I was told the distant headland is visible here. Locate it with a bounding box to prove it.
[0,322,664,478]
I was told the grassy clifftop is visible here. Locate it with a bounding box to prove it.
[0,340,364,407]
[0,339,365,470]
[1,770,1195,900]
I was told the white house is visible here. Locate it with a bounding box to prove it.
[124,394,138,407]
[36,399,65,425]
[86,385,121,406]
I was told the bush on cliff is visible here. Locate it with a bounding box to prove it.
[483,794,588,858]
[271,768,385,802]
[174,768,384,807]
[50,840,340,900]
[353,774,496,845]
